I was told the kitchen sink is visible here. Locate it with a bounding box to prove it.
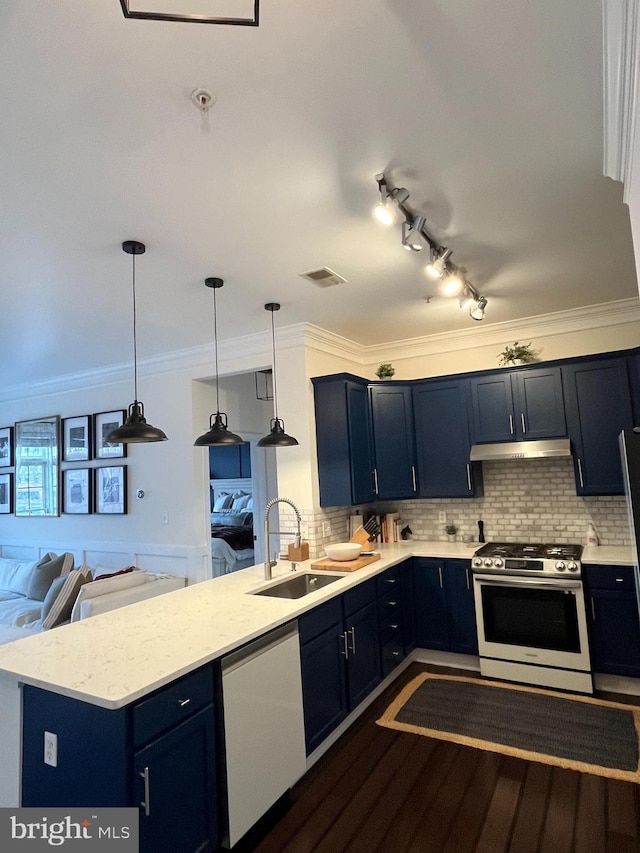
[251,572,344,599]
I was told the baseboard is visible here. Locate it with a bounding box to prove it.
[411,648,481,672]
[594,673,640,696]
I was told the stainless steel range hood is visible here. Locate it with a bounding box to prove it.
[469,438,572,462]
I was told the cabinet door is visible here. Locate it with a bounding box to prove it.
[563,358,633,495]
[313,376,376,507]
[447,560,478,655]
[469,374,514,443]
[413,379,481,498]
[369,384,417,499]
[413,558,449,650]
[134,706,217,853]
[346,601,382,708]
[512,367,566,439]
[299,625,348,755]
[587,590,640,677]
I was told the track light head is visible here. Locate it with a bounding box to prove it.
[470,296,488,321]
[425,247,452,279]
[441,271,464,297]
[402,216,426,252]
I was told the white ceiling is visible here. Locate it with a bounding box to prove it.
[1,0,637,390]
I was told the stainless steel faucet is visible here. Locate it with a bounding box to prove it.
[264,497,302,580]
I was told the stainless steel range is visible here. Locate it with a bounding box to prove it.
[472,542,592,693]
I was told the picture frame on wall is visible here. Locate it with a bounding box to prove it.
[62,415,92,462]
[0,426,13,468]
[0,473,12,513]
[96,466,127,514]
[94,411,127,460]
[62,468,92,515]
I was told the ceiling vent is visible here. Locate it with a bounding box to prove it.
[300,267,347,287]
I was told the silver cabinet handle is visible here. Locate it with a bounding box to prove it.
[438,566,443,588]
[521,412,526,433]
[577,458,584,488]
[387,600,397,607]
[140,766,151,817]
[591,598,596,621]
[616,578,624,583]
[340,631,349,659]
[390,623,399,630]
[178,698,191,707]
[373,469,379,495]
[348,627,356,655]
[385,577,397,584]
[466,463,472,491]
[466,568,470,590]
[392,651,401,657]
[411,466,417,492]
[508,414,514,435]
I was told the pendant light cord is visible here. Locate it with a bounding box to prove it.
[213,284,220,412]
[270,309,279,421]
[132,251,138,403]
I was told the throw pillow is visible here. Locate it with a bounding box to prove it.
[41,570,91,630]
[93,566,135,581]
[213,494,233,511]
[26,553,74,601]
[231,494,251,511]
[69,569,146,622]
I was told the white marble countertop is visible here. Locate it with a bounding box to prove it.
[0,540,634,709]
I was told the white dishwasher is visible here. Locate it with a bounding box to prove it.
[221,621,307,848]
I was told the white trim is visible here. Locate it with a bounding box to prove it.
[603,0,640,200]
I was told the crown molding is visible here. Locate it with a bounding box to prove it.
[2,299,638,403]
[603,0,640,201]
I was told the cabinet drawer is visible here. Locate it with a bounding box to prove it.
[381,640,405,676]
[133,665,214,747]
[376,566,401,597]
[378,593,402,622]
[379,615,403,646]
[343,578,376,617]
[584,564,635,592]
[299,597,343,645]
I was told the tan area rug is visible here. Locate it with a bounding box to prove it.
[377,672,640,782]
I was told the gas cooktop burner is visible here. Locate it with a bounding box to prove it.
[475,542,583,560]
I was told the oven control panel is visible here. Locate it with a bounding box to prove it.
[471,556,581,575]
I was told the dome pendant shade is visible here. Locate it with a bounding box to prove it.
[114,241,168,444]
[106,401,168,443]
[194,412,243,446]
[257,418,299,448]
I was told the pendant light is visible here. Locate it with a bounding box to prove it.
[106,241,168,444]
[257,303,299,447]
[194,278,243,446]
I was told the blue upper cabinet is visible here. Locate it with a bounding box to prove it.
[563,357,634,495]
[412,378,482,498]
[312,375,376,507]
[369,384,417,500]
[469,366,566,443]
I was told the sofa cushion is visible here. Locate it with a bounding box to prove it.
[0,558,39,597]
[26,553,74,601]
[41,570,91,630]
[70,570,147,622]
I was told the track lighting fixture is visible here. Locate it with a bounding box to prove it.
[194,278,244,447]
[258,303,299,448]
[106,241,168,444]
[372,173,488,321]
[470,296,488,321]
[402,217,426,252]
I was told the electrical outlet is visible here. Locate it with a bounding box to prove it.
[301,523,309,539]
[438,511,447,524]
[322,521,331,537]
[44,731,57,767]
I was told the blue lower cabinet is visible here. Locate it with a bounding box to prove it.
[22,664,218,853]
[299,588,381,755]
[584,564,640,677]
[413,558,477,654]
[375,561,415,676]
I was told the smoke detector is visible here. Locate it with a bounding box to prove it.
[191,88,216,112]
[300,267,347,287]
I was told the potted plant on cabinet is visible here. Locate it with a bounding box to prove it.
[375,363,395,379]
[498,341,535,366]
[445,523,458,542]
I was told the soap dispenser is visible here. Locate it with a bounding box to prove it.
[586,523,599,547]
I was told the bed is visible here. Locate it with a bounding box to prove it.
[210,483,255,575]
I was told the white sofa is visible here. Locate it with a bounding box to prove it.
[0,554,185,644]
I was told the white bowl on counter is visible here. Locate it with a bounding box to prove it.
[324,543,362,561]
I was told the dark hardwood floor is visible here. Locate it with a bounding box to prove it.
[233,663,640,853]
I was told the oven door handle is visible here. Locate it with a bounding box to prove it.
[473,575,582,592]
